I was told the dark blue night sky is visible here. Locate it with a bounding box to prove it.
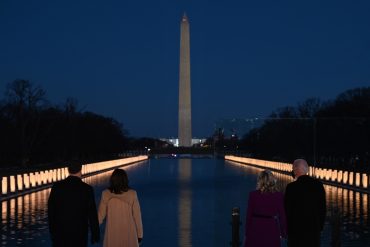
[1,0,370,137]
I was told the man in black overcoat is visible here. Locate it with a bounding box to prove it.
[284,159,326,247]
[48,162,100,247]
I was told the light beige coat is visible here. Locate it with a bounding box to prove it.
[98,189,143,247]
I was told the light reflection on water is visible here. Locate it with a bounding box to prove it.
[227,160,370,246]
[178,159,192,247]
[0,159,369,247]
[1,188,50,246]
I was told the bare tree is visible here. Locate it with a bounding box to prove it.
[297,97,322,118]
[5,79,46,166]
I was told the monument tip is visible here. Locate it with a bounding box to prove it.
[182,12,188,22]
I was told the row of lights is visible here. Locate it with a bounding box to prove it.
[1,155,148,196]
[225,155,369,189]
[225,156,292,173]
[82,156,148,175]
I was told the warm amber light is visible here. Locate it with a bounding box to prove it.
[343,171,348,184]
[2,177,8,195]
[42,171,48,184]
[362,174,368,189]
[17,175,23,191]
[17,197,23,229]
[10,198,15,219]
[338,171,343,183]
[36,172,41,186]
[10,176,16,193]
[355,173,360,187]
[332,170,337,182]
[83,156,148,176]
[225,155,367,190]
[2,200,7,216]
[349,172,354,186]
[24,174,30,189]
[30,173,36,188]
[0,156,148,199]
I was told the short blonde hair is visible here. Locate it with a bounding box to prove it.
[256,170,278,193]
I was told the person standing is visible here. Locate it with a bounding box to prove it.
[244,170,287,247]
[98,168,143,247]
[48,162,100,247]
[285,159,326,247]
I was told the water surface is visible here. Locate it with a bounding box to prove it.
[1,158,369,246]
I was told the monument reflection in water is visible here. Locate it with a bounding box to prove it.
[178,159,192,247]
[0,159,369,246]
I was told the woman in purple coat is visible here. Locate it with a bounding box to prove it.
[244,170,287,247]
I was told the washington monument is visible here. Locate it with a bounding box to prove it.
[178,13,192,147]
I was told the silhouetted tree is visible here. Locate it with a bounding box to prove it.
[240,87,370,171]
[0,79,130,168]
[3,79,46,166]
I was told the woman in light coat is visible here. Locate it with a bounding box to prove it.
[98,169,143,247]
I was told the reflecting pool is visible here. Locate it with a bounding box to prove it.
[1,158,369,246]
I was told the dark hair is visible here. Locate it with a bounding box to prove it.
[68,161,82,174]
[109,169,129,194]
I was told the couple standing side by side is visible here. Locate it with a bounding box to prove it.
[48,163,143,247]
[244,159,326,247]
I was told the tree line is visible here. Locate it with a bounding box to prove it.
[239,87,370,172]
[0,79,157,168]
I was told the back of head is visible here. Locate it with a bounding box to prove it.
[109,169,129,194]
[293,159,309,177]
[257,169,278,193]
[68,161,82,175]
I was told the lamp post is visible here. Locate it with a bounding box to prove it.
[231,207,241,247]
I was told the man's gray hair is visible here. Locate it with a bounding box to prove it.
[293,159,309,174]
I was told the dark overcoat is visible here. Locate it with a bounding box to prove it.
[48,176,100,247]
[284,175,326,247]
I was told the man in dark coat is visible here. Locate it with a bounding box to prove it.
[48,162,100,247]
[284,159,326,247]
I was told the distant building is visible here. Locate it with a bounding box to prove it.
[214,118,263,138]
[160,138,206,147]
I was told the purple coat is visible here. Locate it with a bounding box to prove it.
[244,190,287,247]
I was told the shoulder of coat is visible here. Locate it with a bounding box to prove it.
[102,189,111,196]
[128,189,137,194]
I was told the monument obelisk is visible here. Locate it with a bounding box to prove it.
[178,13,192,147]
